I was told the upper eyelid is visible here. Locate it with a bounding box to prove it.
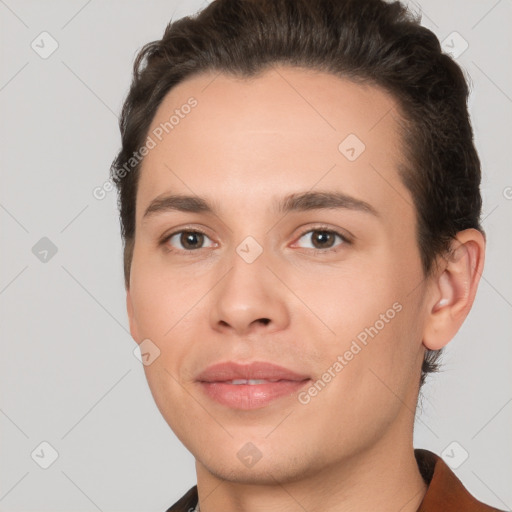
[293,224,353,245]
[297,226,349,238]
[160,225,211,243]
[163,228,215,246]
[163,225,347,239]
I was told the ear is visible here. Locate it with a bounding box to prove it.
[423,228,485,351]
[126,288,141,344]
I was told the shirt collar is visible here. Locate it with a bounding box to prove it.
[414,448,502,511]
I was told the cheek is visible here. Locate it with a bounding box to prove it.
[129,249,206,339]
[299,263,422,399]
[295,261,402,344]
[300,305,421,435]
[129,259,206,427]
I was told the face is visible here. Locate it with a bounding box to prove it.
[127,66,430,484]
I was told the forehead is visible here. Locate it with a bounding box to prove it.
[137,66,412,222]
[144,66,401,153]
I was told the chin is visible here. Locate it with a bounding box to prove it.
[198,455,312,486]
[194,436,329,485]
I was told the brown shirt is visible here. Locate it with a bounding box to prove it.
[165,449,505,511]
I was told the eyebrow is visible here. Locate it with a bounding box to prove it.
[278,191,378,216]
[142,190,379,219]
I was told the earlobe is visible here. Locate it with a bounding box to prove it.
[423,229,485,351]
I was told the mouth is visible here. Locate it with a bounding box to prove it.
[225,379,282,385]
[196,361,311,410]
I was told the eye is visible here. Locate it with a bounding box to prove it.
[164,230,216,252]
[294,227,349,252]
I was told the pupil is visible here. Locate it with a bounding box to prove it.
[182,232,203,249]
[313,231,333,248]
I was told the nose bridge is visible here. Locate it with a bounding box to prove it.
[228,238,268,295]
[209,236,289,334]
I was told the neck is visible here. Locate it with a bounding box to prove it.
[195,427,427,512]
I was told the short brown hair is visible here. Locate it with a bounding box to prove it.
[111,0,483,387]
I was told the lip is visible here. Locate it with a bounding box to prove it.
[196,361,310,382]
[196,361,311,410]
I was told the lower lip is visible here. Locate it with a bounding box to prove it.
[199,380,310,410]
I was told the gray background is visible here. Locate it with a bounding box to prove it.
[0,0,511,511]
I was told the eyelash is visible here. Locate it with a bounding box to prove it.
[292,225,351,254]
[160,225,351,255]
[161,228,216,255]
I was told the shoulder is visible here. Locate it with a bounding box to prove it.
[164,485,198,512]
[415,449,506,512]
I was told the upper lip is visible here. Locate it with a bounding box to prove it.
[196,361,310,382]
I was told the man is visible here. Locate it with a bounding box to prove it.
[111,0,503,510]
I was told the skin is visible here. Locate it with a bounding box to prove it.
[126,65,485,512]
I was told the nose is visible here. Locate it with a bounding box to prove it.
[209,247,290,337]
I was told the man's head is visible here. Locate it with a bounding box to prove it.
[113,0,483,387]
[112,0,485,486]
